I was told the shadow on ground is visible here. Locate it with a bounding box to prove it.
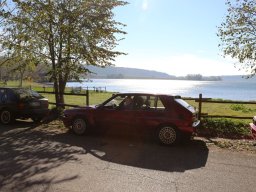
[0,120,209,191]
[55,132,209,172]
[0,120,81,192]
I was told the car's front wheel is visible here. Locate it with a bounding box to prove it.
[157,126,180,145]
[72,118,87,135]
[0,109,13,125]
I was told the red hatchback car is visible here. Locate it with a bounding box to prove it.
[62,93,200,145]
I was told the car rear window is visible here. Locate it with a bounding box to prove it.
[13,89,43,99]
[175,98,195,113]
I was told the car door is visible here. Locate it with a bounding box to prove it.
[94,95,135,135]
[132,95,167,136]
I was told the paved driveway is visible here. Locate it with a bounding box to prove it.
[0,120,256,192]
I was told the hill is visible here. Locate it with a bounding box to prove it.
[86,65,174,79]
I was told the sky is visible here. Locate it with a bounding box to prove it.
[113,0,245,76]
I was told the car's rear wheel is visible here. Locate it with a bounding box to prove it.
[0,109,13,125]
[157,126,180,145]
[72,118,87,135]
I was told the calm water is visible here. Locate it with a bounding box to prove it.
[67,77,256,101]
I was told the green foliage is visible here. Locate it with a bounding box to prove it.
[199,118,251,138]
[0,0,128,104]
[230,104,256,113]
[218,0,256,77]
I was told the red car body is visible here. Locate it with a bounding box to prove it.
[62,93,200,145]
[249,116,256,139]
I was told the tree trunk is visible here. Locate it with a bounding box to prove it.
[59,81,66,107]
[19,68,25,87]
[53,80,60,106]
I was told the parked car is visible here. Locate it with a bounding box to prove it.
[62,93,200,145]
[249,116,256,139]
[0,87,49,124]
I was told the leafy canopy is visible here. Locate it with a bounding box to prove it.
[1,0,127,104]
[2,0,127,81]
[218,0,256,77]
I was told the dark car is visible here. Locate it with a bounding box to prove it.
[62,93,200,145]
[0,87,49,124]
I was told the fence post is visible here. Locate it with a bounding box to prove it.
[86,90,89,106]
[198,93,202,120]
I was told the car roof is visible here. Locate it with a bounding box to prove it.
[114,92,181,98]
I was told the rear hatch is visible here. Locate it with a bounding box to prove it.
[14,88,49,111]
[175,98,196,113]
[174,98,200,127]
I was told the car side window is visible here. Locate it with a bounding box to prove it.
[103,95,127,108]
[0,89,7,104]
[155,96,166,111]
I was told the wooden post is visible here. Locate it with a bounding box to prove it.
[198,93,202,120]
[86,90,89,106]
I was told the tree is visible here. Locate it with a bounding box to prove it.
[1,0,127,106]
[218,0,256,77]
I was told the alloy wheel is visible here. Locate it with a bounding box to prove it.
[158,126,177,145]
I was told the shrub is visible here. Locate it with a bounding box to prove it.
[198,118,251,139]
[230,104,256,113]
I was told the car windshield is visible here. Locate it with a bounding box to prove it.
[13,89,43,100]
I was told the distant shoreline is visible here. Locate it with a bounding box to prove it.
[76,76,222,81]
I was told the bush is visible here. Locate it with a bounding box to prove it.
[230,104,256,113]
[198,118,251,139]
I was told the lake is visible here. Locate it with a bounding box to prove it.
[66,77,256,101]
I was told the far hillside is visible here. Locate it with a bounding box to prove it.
[87,65,173,79]
[86,65,221,81]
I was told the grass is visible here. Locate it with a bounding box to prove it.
[2,80,44,88]
[41,91,113,108]
[186,100,256,119]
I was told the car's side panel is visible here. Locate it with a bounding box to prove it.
[93,107,134,135]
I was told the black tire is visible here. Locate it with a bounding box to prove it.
[0,109,13,125]
[72,118,87,135]
[157,125,180,145]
